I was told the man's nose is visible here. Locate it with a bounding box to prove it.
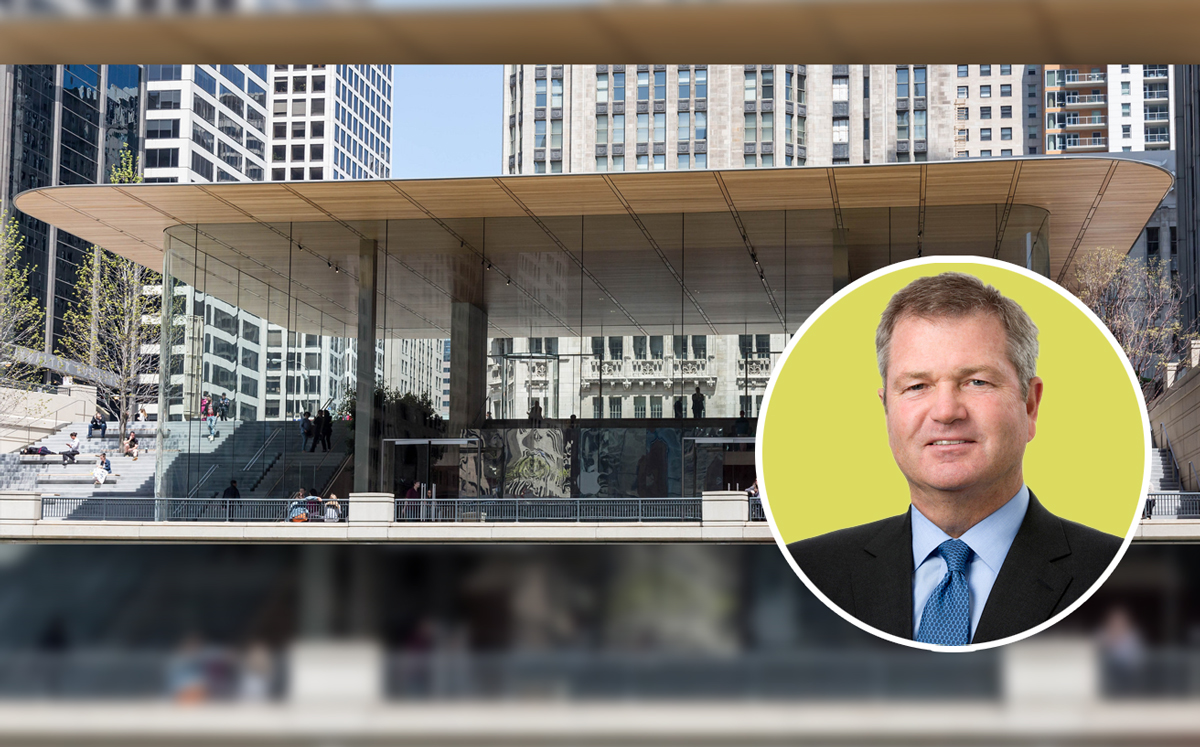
[929,383,967,424]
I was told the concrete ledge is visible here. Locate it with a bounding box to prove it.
[1135,519,1200,542]
[38,473,120,484]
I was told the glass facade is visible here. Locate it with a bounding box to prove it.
[158,202,1050,499]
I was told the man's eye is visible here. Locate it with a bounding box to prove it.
[905,383,926,392]
[968,379,989,387]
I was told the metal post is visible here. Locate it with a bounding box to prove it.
[354,238,378,493]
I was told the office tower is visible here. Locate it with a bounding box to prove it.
[1043,65,1174,155]
[269,64,392,182]
[0,64,142,354]
[502,64,1038,176]
[1175,65,1199,330]
[142,64,268,183]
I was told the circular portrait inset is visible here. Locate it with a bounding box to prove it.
[757,257,1147,651]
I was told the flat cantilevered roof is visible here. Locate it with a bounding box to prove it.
[14,157,1171,338]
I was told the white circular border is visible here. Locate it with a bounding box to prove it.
[754,255,1151,653]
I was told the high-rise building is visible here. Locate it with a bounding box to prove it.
[1043,64,1175,155]
[0,64,143,354]
[502,64,1040,176]
[1175,65,1200,330]
[268,64,391,182]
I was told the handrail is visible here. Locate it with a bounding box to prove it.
[242,427,281,471]
[1160,422,1183,491]
[0,397,95,449]
[1190,462,1198,493]
[320,451,353,497]
[186,464,218,499]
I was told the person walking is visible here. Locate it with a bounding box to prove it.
[320,409,333,452]
[691,386,705,419]
[299,412,313,452]
[674,397,684,419]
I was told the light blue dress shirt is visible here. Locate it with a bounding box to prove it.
[912,485,1030,640]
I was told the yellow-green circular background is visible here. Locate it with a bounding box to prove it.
[761,260,1147,544]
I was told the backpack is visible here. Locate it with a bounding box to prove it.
[287,500,309,522]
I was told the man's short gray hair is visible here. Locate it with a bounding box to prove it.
[876,272,1039,398]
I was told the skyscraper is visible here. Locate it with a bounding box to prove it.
[0,64,142,354]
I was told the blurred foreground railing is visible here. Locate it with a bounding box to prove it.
[1143,493,1200,519]
[1103,648,1200,697]
[394,498,702,523]
[40,497,347,523]
[749,497,765,521]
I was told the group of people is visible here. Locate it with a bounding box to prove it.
[61,427,137,470]
[300,410,333,452]
[287,488,342,523]
[200,393,231,441]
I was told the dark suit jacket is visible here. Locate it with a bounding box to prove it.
[788,492,1123,644]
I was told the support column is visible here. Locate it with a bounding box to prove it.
[448,302,487,436]
[832,228,849,293]
[354,238,378,494]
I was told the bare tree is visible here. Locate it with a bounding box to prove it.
[57,147,167,440]
[1072,247,1191,395]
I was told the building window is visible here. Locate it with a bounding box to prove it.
[981,128,992,141]
[761,113,774,141]
[896,67,909,98]
[957,86,968,98]
[1000,84,1012,97]
[1171,226,1178,254]
[762,69,774,100]
[957,129,970,142]
[609,397,622,419]
[613,114,625,142]
[980,85,992,98]
[638,71,650,101]
[551,78,563,107]
[1147,226,1160,254]
[832,76,849,101]
[653,112,665,141]
[593,397,603,419]
[980,64,992,76]
[678,153,690,169]
[1001,105,1012,118]
[535,120,546,147]
[596,115,608,144]
[1000,149,1012,156]
[1001,64,1012,75]
[148,89,181,110]
[146,147,180,168]
[637,113,649,143]
[833,117,849,143]
[914,110,926,139]
[613,71,625,100]
[914,66,926,97]
[1122,81,1131,95]
[744,71,757,101]
[1001,128,1012,140]
[694,153,707,168]
[536,78,546,106]
[745,154,756,168]
[957,64,968,77]
[595,156,608,171]
[745,112,756,142]
[653,154,665,170]
[695,112,707,140]
[678,112,690,141]
[897,110,909,140]
[957,107,969,121]
[1121,64,1131,74]
[634,396,646,419]
[596,73,608,103]
[292,121,306,138]
[1122,124,1132,138]
[980,106,992,119]
[551,119,563,148]
[695,68,707,98]
[981,150,992,157]
[636,154,649,170]
[146,119,180,139]
[650,396,663,419]
[654,70,666,100]
[612,155,625,171]
[678,69,690,99]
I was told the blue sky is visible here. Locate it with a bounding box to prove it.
[391,66,504,179]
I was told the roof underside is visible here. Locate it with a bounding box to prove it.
[14,159,1171,338]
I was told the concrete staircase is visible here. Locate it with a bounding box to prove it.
[1151,448,1182,491]
[0,423,160,499]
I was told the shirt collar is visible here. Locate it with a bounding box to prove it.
[911,485,1030,574]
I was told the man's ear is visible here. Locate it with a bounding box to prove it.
[1026,376,1044,442]
[878,387,886,410]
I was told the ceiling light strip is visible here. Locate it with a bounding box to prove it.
[1057,160,1118,285]
[713,172,786,331]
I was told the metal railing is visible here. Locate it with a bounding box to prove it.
[1157,422,1182,489]
[386,650,999,700]
[1066,137,1107,148]
[1144,89,1170,99]
[41,496,348,523]
[1145,111,1170,121]
[1064,94,1106,105]
[1143,493,1200,520]
[1146,132,1171,143]
[749,497,766,521]
[395,497,702,523]
[1144,66,1170,79]
[1064,72,1106,84]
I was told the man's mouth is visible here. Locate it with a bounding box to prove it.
[929,439,973,446]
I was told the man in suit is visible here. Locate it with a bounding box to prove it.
[789,272,1122,646]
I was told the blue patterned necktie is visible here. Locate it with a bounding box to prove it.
[915,539,972,646]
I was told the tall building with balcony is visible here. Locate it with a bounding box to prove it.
[1043,64,1174,154]
[0,64,143,354]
